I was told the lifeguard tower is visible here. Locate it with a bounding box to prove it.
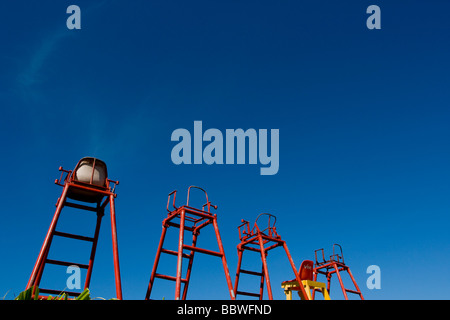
[145,186,235,300]
[313,244,363,300]
[26,157,122,299]
[233,213,310,300]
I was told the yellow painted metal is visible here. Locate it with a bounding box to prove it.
[281,279,330,300]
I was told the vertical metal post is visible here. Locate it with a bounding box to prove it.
[181,231,198,300]
[175,209,186,300]
[327,274,332,296]
[259,258,265,299]
[333,263,348,300]
[109,194,123,300]
[84,208,104,289]
[212,216,235,300]
[258,234,272,300]
[145,224,169,300]
[233,248,244,298]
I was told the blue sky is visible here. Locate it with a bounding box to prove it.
[1,0,450,300]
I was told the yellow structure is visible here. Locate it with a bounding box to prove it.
[281,279,330,300]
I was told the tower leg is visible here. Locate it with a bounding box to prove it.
[258,235,272,300]
[327,274,332,296]
[109,195,123,300]
[175,209,186,300]
[212,217,235,300]
[333,263,348,300]
[233,247,244,298]
[282,242,310,300]
[84,208,104,289]
[181,231,198,300]
[346,266,364,300]
[145,223,169,300]
[26,184,69,291]
[258,257,265,299]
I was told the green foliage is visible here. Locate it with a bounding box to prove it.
[14,286,38,300]
[14,286,91,300]
[75,288,91,300]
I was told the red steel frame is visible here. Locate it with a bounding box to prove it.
[26,158,123,299]
[145,186,235,300]
[312,244,363,300]
[233,213,310,300]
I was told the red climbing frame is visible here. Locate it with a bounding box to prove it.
[26,157,122,299]
[313,244,363,300]
[145,186,235,300]
[233,213,310,300]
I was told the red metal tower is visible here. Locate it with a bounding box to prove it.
[313,244,363,300]
[26,157,123,299]
[145,186,235,300]
[233,213,310,300]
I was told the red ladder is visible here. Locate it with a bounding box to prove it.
[145,186,235,300]
[233,213,310,300]
[313,244,363,300]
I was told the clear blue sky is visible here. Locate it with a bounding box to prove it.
[1,0,449,300]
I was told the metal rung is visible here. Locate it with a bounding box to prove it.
[166,222,195,232]
[345,288,361,295]
[239,269,264,277]
[181,206,214,219]
[45,259,89,269]
[38,288,82,297]
[182,244,222,257]
[54,231,95,242]
[241,245,263,253]
[161,248,191,259]
[154,273,187,283]
[184,214,200,222]
[64,201,98,212]
[236,290,261,298]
